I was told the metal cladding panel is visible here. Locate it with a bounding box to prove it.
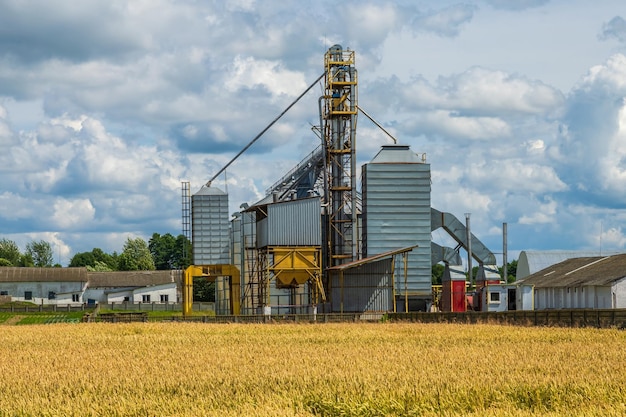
[258,198,321,247]
[192,187,230,265]
[330,259,393,312]
[362,155,431,296]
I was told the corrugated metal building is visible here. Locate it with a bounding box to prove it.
[517,254,626,309]
[517,250,625,279]
[256,197,321,247]
[330,258,393,313]
[361,144,431,310]
[231,197,321,315]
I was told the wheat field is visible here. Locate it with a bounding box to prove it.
[0,322,624,416]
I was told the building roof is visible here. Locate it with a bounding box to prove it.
[327,245,418,272]
[517,250,626,279]
[87,270,179,288]
[0,267,88,282]
[517,253,626,288]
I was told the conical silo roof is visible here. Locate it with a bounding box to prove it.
[193,185,227,196]
[370,144,423,163]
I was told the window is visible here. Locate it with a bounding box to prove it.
[72,294,80,302]
[160,294,169,303]
[123,296,130,302]
[24,291,32,301]
[489,291,500,303]
[142,294,151,303]
[0,291,8,296]
[48,291,56,300]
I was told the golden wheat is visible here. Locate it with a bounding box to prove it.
[0,323,623,416]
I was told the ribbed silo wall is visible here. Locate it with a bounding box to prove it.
[330,258,393,312]
[191,186,230,265]
[257,197,321,248]
[361,145,432,304]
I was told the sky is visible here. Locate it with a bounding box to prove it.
[1,0,626,266]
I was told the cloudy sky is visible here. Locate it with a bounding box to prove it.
[1,0,626,265]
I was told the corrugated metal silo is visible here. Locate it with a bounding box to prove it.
[191,185,230,265]
[361,144,431,310]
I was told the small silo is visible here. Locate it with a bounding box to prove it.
[361,144,432,311]
[191,185,230,265]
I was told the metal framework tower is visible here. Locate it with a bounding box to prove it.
[181,181,191,267]
[322,44,358,268]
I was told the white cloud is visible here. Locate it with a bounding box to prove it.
[0,0,626,260]
[346,4,400,44]
[52,198,96,229]
[413,4,477,37]
[600,16,626,43]
[225,56,307,97]
[518,198,557,225]
[412,110,511,140]
[439,67,565,115]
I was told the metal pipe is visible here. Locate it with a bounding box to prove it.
[465,213,473,288]
[206,72,326,186]
[356,105,397,144]
[503,222,508,283]
[404,252,408,312]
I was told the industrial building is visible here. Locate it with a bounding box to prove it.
[0,267,178,306]
[182,45,502,317]
[517,250,626,279]
[517,254,626,309]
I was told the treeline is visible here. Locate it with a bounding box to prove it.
[0,233,191,272]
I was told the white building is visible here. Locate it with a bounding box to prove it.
[517,254,626,309]
[517,250,625,279]
[85,270,178,305]
[0,268,179,306]
[0,267,87,305]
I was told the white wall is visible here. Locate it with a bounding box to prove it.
[480,285,510,312]
[131,283,177,304]
[516,285,534,311]
[613,278,626,308]
[534,285,614,309]
[0,281,84,305]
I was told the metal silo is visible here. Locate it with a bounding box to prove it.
[361,144,432,311]
[191,185,230,265]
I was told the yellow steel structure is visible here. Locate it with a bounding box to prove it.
[322,45,358,269]
[183,264,241,316]
[259,246,325,307]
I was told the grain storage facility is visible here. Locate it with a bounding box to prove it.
[181,45,501,316]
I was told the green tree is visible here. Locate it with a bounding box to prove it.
[175,234,192,270]
[0,258,12,266]
[149,233,192,270]
[69,248,118,270]
[149,233,177,270]
[92,248,118,270]
[18,253,34,267]
[69,251,96,268]
[0,238,21,266]
[506,259,517,283]
[118,237,155,271]
[25,240,54,267]
[87,260,115,272]
[432,263,445,285]
[193,277,215,302]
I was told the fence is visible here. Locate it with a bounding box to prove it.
[0,304,88,313]
[100,302,214,312]
[389,309,626,329]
